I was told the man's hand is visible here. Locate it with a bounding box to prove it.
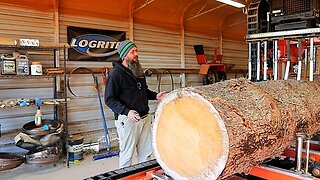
[156,91,166,101]
[128,110,141,122]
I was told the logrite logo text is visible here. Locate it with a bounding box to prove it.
[70,34,120,57]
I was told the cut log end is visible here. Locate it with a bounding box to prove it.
[153,90,229,179]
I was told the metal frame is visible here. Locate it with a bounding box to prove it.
[246,28,320,41]
[246,28,320,82]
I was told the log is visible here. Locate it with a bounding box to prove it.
[152,78,320,179]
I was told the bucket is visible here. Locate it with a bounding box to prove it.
[67,135,84,164]
[30,62,42,75]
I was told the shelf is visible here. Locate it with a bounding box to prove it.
[0,75,56,79]
[0,38,69,50]
[0,98,68,109]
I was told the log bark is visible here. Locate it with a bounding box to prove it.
[152,78,320,180]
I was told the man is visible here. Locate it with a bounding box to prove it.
[105,40,166,168]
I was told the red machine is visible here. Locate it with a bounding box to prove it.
[194,45,227,85]
[86,132,320,180]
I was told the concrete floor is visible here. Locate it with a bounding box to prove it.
[0,153,120,180]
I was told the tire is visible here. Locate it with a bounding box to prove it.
[203,70,218,85]
[217,71,227,81]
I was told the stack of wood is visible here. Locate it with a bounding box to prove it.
[152,78,320,179]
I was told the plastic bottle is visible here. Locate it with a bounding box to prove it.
[34,106,42,126]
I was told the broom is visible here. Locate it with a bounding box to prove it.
[92,76,119,161]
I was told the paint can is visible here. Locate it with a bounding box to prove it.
[67,135,84,164]
[30,62,42,75]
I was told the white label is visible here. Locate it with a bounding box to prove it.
[19,39,40,47]
[31,65,42,75]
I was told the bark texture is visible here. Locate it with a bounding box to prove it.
[152,78,320,179]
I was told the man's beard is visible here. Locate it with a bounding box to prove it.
[127,58,144,78]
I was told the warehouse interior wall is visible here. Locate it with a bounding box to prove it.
[0,2,248,153]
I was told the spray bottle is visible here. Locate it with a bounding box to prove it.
[34,106,42,126]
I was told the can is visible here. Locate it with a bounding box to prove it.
[67,135,84,164]
[16,55,29,75]
[30,62,42,75]
[1,55,16,75]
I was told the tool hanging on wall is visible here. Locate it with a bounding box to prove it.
[157,69,174,93]
[101,67,111,85]
[67,67,96,97]
[92,75,119,161]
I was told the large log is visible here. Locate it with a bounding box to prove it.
[152,78,320,179]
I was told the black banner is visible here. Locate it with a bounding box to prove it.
[67,26,126,61]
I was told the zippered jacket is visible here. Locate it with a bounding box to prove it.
[104,60,157,117]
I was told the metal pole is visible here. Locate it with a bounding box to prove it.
[314,46,317,73]
[263,41,267,80]
[274,40,278,80]
[284,40,290,80]
[297,39,302,81]
[310,37,314,81]
[305,138,311,174]
[304,48,308,73]
[257,41,261,81]
[295,133,304,172]
[248,42,252,80]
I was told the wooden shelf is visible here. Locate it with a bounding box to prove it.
[0,75,59,79]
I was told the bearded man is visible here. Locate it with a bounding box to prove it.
[105,40,166,168]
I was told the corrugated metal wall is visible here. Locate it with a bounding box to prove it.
[222,39,248,70]
[0,5,55,152]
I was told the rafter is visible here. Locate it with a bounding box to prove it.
[187,4,226,21]
[133,0,156,13]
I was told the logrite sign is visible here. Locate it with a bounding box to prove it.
[68,26,125,61]
[70,34,120,57]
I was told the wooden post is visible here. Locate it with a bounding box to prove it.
[153,78,320,179]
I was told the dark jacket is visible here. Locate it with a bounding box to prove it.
[104,61,157,117]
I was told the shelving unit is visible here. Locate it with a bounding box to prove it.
[0,39,68,154]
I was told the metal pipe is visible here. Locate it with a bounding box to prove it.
[305,138,311,174]
[295,133,304,172]
[304,48,308,73]
[314,46,317,73]
[310,37,314,81]
[297,39,302,81]
[263,41,267,80]
[257,41,261,81]
[248,43,252,80]
[274,40,278,80]
[284,40,290,80]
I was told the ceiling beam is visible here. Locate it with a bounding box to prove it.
[187,4,226,21]
[180,0,202,27]
[133,0,156,13]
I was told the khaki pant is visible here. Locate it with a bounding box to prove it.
[115,114,153,168]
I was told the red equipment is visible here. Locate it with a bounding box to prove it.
[194,45,227,84]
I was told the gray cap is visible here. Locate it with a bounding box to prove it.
[117,40,136,60]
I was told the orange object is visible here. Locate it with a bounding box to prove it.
[119,166,161,180]
[101,67,111,85]
[283,148,320,162]
[199,64,225,75]
[248,165,320,180]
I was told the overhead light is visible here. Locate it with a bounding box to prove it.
[217,0,245,8]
